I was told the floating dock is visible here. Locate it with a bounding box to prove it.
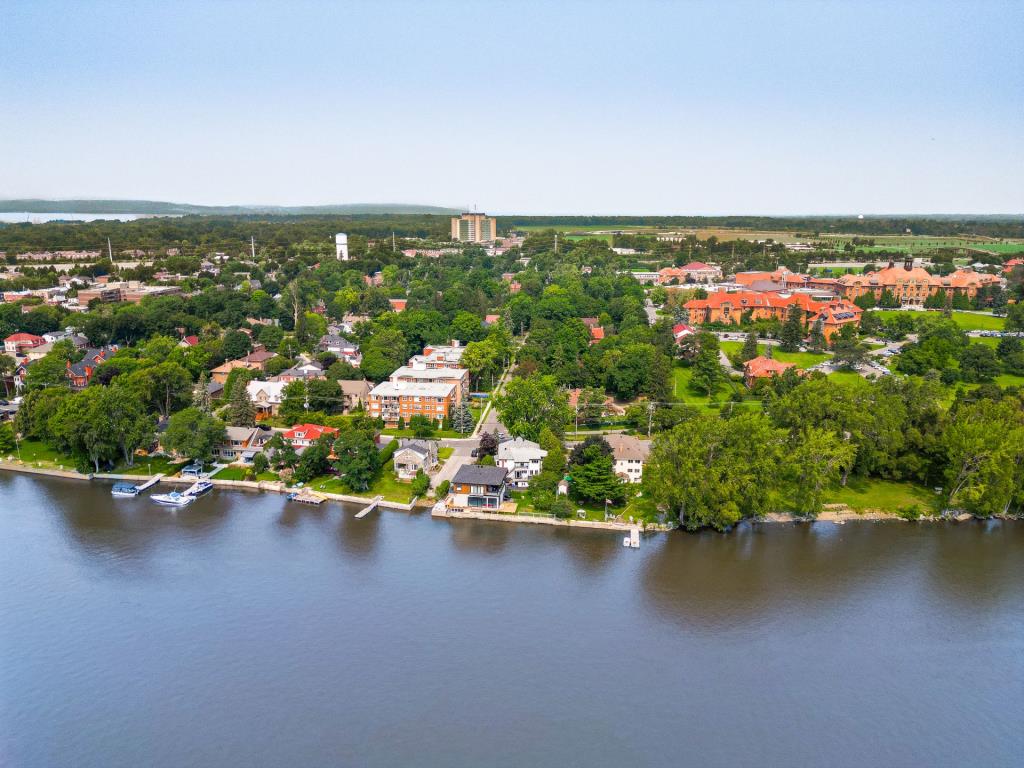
[355,495,383,518]
[287,491,325,505]
[622,527,640,548]
[135,473,163,493]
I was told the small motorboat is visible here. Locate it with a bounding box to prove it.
[111,482,140,498]
[151,491,195,507]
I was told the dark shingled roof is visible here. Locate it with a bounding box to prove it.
[452,464,508,486]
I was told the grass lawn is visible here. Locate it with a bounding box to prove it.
[306,459,419,503]
[871,310,1005,332]
[824,477,937,513]
[825,370,865,386]
[672,364,760,415]
[210,466,249,481]
[994,373,1024,388]
[3,438,67,468]
[719,341,830,369]
[111,455,190,476]
[438,447,454,461]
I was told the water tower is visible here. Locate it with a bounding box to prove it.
[335,233,349,261]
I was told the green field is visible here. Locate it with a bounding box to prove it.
[720,341,831,369]
[672,364,760,413]
[2,438,67,468]
[824,477,937,513]
[819,236,1024,256]
[870,309,1006,332]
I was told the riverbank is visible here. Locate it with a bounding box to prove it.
[1,460,1009,527]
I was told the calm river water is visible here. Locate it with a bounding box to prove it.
[1,473,1021,767]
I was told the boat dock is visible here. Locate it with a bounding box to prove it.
[287,491,325,506]
[623,526,640,548]
[135,474,163,492]
[355,496,383,518]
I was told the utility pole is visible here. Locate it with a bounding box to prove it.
[392,232,396,252]
[251,236,256,261]
[107,237,113,262]
[647,401,654,437]
[554,233,558,254]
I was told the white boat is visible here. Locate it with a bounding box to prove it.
[111,482,139,498]
[184,480,213,497]
[151,491,195,507]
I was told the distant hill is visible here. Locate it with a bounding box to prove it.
[0,199,462,216]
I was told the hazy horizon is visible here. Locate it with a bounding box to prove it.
[3,0,1022,215]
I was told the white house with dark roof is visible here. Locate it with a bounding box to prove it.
[496,437,547,488]
[603,434,652,483]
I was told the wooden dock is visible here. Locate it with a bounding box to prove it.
[135,474,163,493]
[355,495,383,518]
[288,491,325,505]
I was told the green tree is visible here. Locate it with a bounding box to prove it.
[493,374,571,440]
[943,398,1024,517]
[689,333,723,397]
[162,407,226,462]
[228,381,257,426]
[451,398,475,435]
[129,361,192,418]
[779,305,804,352]
[222,329,253,360]
[332,429,380,491]
[788,427,857,518]
[646,413,786,530]
[192,371,213,413]
[293,437,332,483]
[958,344,1000,383]
[252,451,270,475]
[739,332,759,363]
[568,440,625,506]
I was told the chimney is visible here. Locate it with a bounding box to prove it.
[904,257,913,272]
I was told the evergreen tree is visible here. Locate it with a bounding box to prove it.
[228,382,256,427]
[690,334,723,397]
[878,289,900,308]
[808,321,826,353]
[451,398,474,434]
[739,332,759,363]
[192,371,212,413]
[779,305,804,352]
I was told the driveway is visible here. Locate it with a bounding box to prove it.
[431,439,477,489]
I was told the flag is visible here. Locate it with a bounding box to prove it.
[605,499,613,505]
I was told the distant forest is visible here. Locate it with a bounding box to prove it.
[0,199,461,216]
[1,212,1022,255]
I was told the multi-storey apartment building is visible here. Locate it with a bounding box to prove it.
[367,380,457,427]
[451,212,497,243]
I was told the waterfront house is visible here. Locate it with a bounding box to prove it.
[604,434,651,483]
[283,423,339,448]
[496,437,547,489]
[216,425,274,463]
[449,465,509,510]
[392,439,439,479]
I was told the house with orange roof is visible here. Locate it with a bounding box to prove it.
[684,291,861,340]
[743,356,796,387]
[283,423,339,448]
[837,260,1001,306]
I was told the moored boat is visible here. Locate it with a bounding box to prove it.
[151,491,195,507]
[111,482,140,498]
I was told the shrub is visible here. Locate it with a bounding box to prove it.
[436,479,450,498]
[897,504,923,521]
[410,470,430,498]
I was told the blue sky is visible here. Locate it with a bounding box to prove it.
[1,0,1021,214]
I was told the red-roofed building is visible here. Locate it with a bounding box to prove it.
[178,335,200,348]
[683,291,861,341]
[388,298,407,312]
[589,326,605,343]
[283,423,340,448]
[837,261,1001,306]
[743,356,796,387]
[672,323,695,343]
[3,333,45,355]
[1004,258,1023,274]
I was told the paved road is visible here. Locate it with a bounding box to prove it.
[431,439,477,490]
[644,299,659,325]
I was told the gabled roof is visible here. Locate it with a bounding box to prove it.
[4,332,44,344]
[283,423,339,441]
[497,437,547,462]
[744,356,796,378]
[603,434,651,462]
